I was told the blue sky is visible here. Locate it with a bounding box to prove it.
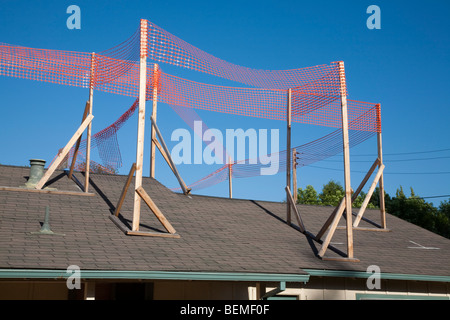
[1,0,449,206]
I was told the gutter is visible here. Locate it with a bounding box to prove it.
[0,269,310,283]
[303,269,450,283]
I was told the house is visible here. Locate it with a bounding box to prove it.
[0,164,449,300]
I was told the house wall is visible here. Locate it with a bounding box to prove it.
[0,277,449,300]
[263,277,450,300]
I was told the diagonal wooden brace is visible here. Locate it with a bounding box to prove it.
[353,164,385,227]
[285,186,305,233]
[136,186,177,234]
[35,114,94,190]
[150,116,190,195]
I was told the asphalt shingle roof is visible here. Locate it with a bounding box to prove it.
[0,164,449,277]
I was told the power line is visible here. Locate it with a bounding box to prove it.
[417,195,450,199]
[311,155,450,163]
[307,165,450,175]
[348,147,450,157]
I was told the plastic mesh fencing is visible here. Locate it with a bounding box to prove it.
[1,18,383,190]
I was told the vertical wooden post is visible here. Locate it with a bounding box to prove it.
[85,52,95,193]
[376,104,386,229]
[338,61,354,258]
[132,19,148,231]
[286,88,292,225]
[228,157,233,199]
[150,63,159,178]
[293,149,297,204]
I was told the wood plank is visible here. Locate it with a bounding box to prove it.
[0,186,95,196]
[285,186,305,233]
[68,101,90,179]
[286,88,292,225]
[114,163,136,217]
[353,164,385,227]
[153,137,174,172]
[35,114,93,190]
[150,63,159,178]
[338,61,354,258]
[132,20,148,232]
[126,230,180,238]
[376,104,386,228]
[136,186,177,234]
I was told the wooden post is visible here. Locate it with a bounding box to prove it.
[376,104,386,229]
[85,52,95,193]
[338,61,354,258]
[150,63,159,178]
[132,19,148,232]
[228,157,233,199]
[286,88,292,225]
[292,149,297,204]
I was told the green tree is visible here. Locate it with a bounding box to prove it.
[319,180,345,206]
[297,185,320,205]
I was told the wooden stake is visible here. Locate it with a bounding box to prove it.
[132,19,148,232]
[376,104,387,229]
[338,61,354,258]
[35,114,94,190]
[150,63,159,178]
[286,88,292,225]
[85,52,95,193]
[292,149,297,204]
[68,101,90,179]
[228,156,233,199]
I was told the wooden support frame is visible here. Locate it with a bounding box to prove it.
[286,88,292,225]
[150,116,190,195]
[285,186,305,233]
[35,114,94,190]
[316,158,386,258]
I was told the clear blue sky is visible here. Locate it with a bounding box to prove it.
[1,0,449,206]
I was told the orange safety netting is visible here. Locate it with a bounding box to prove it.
[1,19,383,185]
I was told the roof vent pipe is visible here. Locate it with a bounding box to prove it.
[25,159,46,188]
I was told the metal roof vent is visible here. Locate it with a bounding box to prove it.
[25,159,46,188]
[30,206,65,236]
